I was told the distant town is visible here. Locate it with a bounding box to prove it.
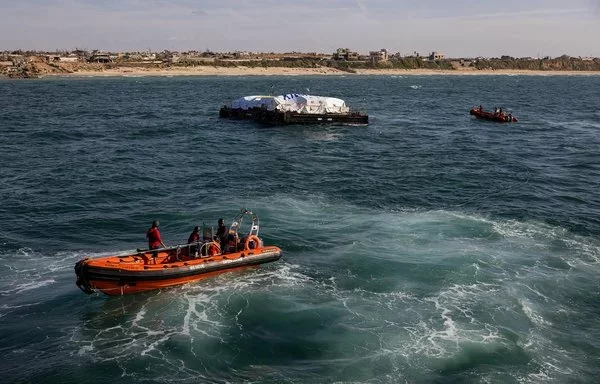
[2,48,600,78]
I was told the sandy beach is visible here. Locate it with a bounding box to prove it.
[47,66,600,77]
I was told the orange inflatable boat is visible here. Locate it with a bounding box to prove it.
[470,107,518,123]
[75,210,283,296]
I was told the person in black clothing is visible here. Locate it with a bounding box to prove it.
[215,218,229,252]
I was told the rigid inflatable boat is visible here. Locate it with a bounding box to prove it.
[470,107,518,123]
[75,210,283,296]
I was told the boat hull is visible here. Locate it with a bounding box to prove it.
[75,246,283,296]
[219,106,368,125]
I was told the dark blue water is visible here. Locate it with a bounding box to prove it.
[1,74,599,383]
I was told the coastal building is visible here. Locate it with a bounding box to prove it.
[89,51,112,63]
[369,49,389,63]
[233,51,251,58]
[163,54,180,64]
[72,49,90,60]
[48,54,79,63]
[405,51,421,58]
[333,48,359,61]
[429,52,445,60]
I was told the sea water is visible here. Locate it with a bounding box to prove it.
[1,75,599,383]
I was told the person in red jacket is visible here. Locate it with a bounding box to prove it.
[187,226,200,257]
[187,226,200,244]
[146,221,166,262]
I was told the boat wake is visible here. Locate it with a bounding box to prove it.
[2,195,599,382]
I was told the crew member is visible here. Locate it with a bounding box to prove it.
[187,226,200,257]
[146,220,166,262]
[215,218,229,252]
[188,226,200,244]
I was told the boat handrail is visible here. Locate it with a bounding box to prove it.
[136,238,231,256]
[133,210,260,256]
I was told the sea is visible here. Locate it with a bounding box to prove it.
[1,74,599,383]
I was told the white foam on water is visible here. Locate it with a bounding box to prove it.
[6,195,598,380]
[14,279,56,293]
[486,217,600,273]
[519,299,551,327]
[563,238,600,265]
[179,285,233,343]
[69,262,314,369]
[77,344,94,356]
[0,301,42,319]
[306,258,510,364]
[187,262,313,294]
[73,301,177,364]
[403,282,506,358]
[516,282,550,302]
[254,197,597,346]
[0,278,56,295]
[139,332,171,357]
[520,328,579,383]
[493,219,558,240]
[305,131,345,142]
[15,247,35,257]
[0,302,41,310]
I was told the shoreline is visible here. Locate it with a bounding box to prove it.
[35,66,600,78]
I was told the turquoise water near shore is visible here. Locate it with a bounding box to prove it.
[1,75,599,383]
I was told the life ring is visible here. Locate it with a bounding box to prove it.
[244,235,261,250]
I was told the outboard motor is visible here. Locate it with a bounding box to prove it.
[74,259,95,294]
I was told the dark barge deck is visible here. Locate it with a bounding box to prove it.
[219,106,369,125]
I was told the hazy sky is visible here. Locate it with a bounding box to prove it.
[1,0,599,57]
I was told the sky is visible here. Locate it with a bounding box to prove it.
[1,0,599,57]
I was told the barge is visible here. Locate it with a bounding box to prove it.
[219,94,368,125]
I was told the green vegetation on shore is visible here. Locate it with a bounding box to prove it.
[472,55,600,71]
[96,56,600,73]
[171,55,599,72]
[171,57,454,72]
